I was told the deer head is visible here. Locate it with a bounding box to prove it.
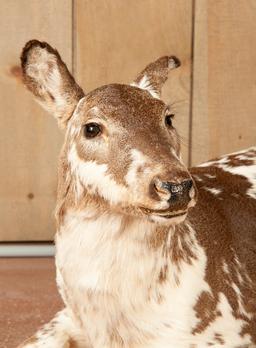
[21,40,197,226]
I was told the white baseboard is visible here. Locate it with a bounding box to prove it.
[0,243,55,257]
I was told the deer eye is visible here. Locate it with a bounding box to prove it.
[165,114,175,128]
[84,123,102,138]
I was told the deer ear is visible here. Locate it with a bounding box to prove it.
[131,56,180,99]
[21,40,85,129]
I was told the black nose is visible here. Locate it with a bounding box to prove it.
[165,179,193,196]
[154,179,194,204]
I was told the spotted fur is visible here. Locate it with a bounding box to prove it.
[19,40,256,348]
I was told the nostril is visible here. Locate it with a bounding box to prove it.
[153,179,170,194]
[169,183,183,194]
[152,178,172,200]
[182,179,193,191]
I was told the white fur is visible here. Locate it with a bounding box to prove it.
[199,148,256,199]
[68,144,129,204]
[150,211,188,225]
[55,213,215,348]
[20,309,87,348]
[193,175,203,182]
[203,187,222,195]
[67,97,86,138]
[131,75,160,99]
[55,212,253,348]
[125,148,169,210]
[26,48,67,116]
[197,293,251,347]
[204,174,216,179]
[222,164,256,199]
[125,149,148,187]
[168,57,178,70]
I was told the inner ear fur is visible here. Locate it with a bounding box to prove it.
[21,40,85,129]
[131,56,180,99]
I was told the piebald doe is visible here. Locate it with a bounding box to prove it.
[19,40,256,348]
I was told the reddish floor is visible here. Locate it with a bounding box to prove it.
[0,258,62,348]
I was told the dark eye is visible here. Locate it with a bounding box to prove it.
[165,114,175,128]
[84,123,102,138]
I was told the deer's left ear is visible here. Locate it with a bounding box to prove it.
[131,56,180,99]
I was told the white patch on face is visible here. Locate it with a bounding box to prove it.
[131,75,160,99]
[68,144,129,204]
[203,187,222,195]
[125,149,168,210]
[125,149,148,187]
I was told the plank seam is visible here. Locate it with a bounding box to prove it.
[72,0,76,76]
[188,0,196,167]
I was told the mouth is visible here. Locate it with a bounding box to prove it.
[156,211,187,219]
[140,207,188,219]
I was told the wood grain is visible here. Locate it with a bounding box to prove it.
[0,1,72,240]
[192,0,256,165]
[191,0,209,165]
[74,0,193,164]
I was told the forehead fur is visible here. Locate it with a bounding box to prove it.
[81,83,166,122]
[70,83,179,158]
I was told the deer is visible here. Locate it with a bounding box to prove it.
[18,40,256,348]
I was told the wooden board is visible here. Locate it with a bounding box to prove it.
[74,0,193,165]
[0,1,72,241]
[191,0,256,165]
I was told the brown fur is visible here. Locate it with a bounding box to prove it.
[190,161,256,339]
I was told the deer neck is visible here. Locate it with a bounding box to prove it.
[56,204,200,296]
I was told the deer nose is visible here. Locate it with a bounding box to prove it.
[153,178,194,203]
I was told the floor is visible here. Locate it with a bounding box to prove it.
[0,258,62,348]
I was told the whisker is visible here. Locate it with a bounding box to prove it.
[177,133,189,148]
[168,99,188,108]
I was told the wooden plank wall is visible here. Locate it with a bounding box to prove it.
[0,1,71,241]
[192,0,256,164]
[0,0,255,241]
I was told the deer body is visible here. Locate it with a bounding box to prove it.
[19,41,256,348]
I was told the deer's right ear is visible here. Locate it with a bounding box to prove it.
[131,56,180,99]
[21,40,85,129]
